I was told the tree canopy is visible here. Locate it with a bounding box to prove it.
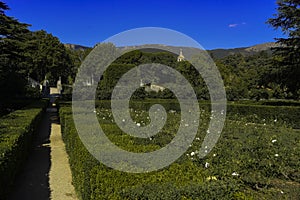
[0,1,76,100]
[1,0,299,102]
[267,0,300,98]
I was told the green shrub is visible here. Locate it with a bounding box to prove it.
[60,107,99,199]
[0,100,48,199]
[226,104,300,128]
[60,101,300,199]
[120,181,243,200]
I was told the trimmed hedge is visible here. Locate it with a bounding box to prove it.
[59,106,243,199]
[95,100,300,128]
[60,101,300,199]
[0,100,48,199]
[59,107,98,199]
[0,99,34,117]
[226,103,300,129]
[119,181,243,200]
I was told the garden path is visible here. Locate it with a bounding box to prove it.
[8,88,77,200]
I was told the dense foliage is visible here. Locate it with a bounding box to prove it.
[0,2,30,100]
[0,100,48,199]
[60,102,300,199]
[95,48,297,101]
[267,0,300,99]
[2,0,299,102]
[0,2,76,101]
[1,0,299,199]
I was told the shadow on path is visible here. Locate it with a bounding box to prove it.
[8,98,59,200]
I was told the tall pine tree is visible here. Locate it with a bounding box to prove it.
[267,0,300,99]
[0,1,31,99]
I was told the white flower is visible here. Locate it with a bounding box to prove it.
[149,137,152,141]
[275,153,279,157]
[103,117,105,120]
[274,119,277,122]
[263,123,266,126]
[136,123,141,127]
[184,123,189,127]
[195,137,200,141]
[122,119,125,122]
[280,190,284,194]
[272,139,277,143]
[213,153,217,157]
[205,162,210,168]
[232,172,239,176]
[190,152,195,156]
[206,176,217,181]
[93,110,96,113]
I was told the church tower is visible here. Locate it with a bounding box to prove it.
[177,49,185,62]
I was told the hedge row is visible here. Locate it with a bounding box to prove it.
[59,105,256,199]
[0,99,34,117]
[226,103,300,129]
[59,107,98,199]
[95,100,300,129]
[60,101,300,199]
[0,100,48,199]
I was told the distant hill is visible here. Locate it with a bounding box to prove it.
[117,44,202,58]
[64,42,280,59]
[244,42,281,52]
[208,42,281,59]
[64,43,90,51]
[117,42,280,59]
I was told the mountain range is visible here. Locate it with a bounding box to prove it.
[64,42,280,59]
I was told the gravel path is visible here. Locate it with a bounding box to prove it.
[8,90,77,200]
[49,112,77,200]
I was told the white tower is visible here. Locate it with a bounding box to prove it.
[177,49,185,62]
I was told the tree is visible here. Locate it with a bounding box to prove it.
[0,1,31,99]
[67,47,92,84]
[24,30,73,85]
[267,0,300,99]
[1,1,76,100]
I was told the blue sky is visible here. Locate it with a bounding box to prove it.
[5,0,284,49]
